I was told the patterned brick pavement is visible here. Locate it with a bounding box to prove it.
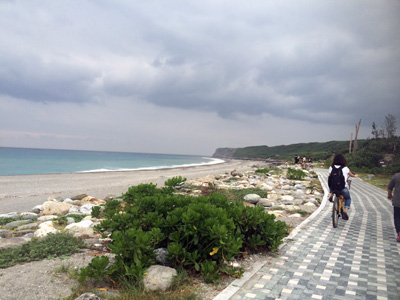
[214,169,400,300]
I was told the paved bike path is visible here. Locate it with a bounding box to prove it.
[214,169,400,300]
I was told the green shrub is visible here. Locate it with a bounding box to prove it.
[255,168,271,174]
[287,168,306,180]
[81,177,287,285]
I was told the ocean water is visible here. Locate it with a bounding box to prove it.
[0,147,222,176]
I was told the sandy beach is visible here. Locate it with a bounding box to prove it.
[0,159,262,214]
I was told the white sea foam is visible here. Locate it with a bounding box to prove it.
[78,158,225,173]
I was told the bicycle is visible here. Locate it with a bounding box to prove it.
[331,179,353,228]
[331,191,345,228]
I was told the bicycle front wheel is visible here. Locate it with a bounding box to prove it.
[332,195,339,228]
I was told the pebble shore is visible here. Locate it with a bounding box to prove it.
[0,161,323,300]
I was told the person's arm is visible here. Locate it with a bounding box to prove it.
[388,176,395,200]
[388,189,393,200]
[348,170,358,178]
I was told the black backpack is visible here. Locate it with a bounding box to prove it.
[328,165,345,191]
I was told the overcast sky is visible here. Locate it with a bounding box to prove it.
[1,1,399,156]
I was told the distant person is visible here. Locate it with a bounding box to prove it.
[388,172,400,242]
[328,154,358,220]
[294,155,299,166]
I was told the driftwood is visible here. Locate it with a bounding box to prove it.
[353,119,361,153]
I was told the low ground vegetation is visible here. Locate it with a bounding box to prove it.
[0,233,85,268]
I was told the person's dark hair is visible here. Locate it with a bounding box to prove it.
[332,154,347,167]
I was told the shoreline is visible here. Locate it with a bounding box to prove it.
[0,159,263,214]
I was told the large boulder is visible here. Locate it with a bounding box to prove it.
[41,201,73,215]
[34,221,59,237]
[243,194,261,204]
[143,265,177,292]
[65,219,95,239]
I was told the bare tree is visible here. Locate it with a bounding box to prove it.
[353,119,361,153]
[385,113,397,138]
[371,122,379,139]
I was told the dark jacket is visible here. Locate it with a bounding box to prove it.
[388,173,400,208]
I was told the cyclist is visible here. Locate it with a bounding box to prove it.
[328,154,358,220]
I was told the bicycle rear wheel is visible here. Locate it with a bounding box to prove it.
[332,194,339,228]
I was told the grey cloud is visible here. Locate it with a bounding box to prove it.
[1,0,399,128]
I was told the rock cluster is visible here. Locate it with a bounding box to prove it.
[0,194,111,250]
[182,166,322,226]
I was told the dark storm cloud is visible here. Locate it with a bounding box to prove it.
[1,0,399,126]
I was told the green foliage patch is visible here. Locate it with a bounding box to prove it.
[53,214,86,226]
[286,168,306,180]
[0,217,19,226]
[0,233,85,268]
[81,178,287,285]
[255,168,272,174]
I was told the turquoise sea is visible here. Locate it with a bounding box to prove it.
[0,147,222,176]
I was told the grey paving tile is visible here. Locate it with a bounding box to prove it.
[215,171,400,300]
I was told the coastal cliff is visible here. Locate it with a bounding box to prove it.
[211,147,238,158]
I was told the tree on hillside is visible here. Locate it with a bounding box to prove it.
[371,122,379,139]
[370,114,397,139]
[385,113,397,139]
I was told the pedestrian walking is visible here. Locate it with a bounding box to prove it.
[388,172,400,242]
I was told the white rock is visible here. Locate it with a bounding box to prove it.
[41,201,73,215]
[0,212,19,219]
[243,194,261,204]
[65,219,95,238]
[66,217,75,224]
[80,204,96,215]
[67,226,95,239]
[65,219,94,230]
[69,205,80,214]
[143,265,177,292]
[295,184,306,189]
[34,221,59,237]
[281,195,294,201]
[304,202,316,207]
[257,199,274,207]
[289,213,302,218]
[261,184,274,191]
[20,212,37,217]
